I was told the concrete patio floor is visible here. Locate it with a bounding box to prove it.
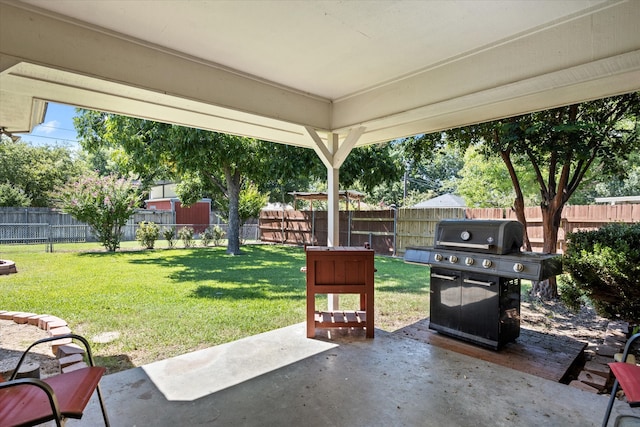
[68,323,634,427]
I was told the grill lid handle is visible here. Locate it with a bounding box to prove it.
[436,241,494,250]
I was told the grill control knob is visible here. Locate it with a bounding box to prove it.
[449,255,458,264]
[513,263,524,272]
[465,257,474,266]
[482,259,492,268]
[434,253,443,262]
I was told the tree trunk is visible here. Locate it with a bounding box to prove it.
[530,204,562,298]
[226,170,242,255]
[499,149,531,251]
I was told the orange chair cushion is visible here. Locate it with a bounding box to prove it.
[0,366,105,427]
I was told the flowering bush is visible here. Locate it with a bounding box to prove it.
[59,173,141,252]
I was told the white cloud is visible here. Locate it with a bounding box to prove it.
[36,120,60,134]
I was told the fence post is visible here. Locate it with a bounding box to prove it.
[46,224,53,253]
[392,206,397,256]
[311,210,316,245]
[347,211,352,246]
[281,210,285,244]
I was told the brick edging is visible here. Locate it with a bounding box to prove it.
[569,321,632,394]
[0,310,88,374]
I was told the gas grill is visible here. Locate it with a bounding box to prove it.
[404,219,562,349]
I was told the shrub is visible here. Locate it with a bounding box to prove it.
[59,173,140,252]
[201,227,213,247]
[200,225,225,247]
[563,222,640,323]
[136,221,160,249]
[0,183,31,207]
[178,226,195,248]
[557,274,586,313]
[163,226,176,248]
[212,225,225,246]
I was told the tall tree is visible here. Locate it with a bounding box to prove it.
[339,143,403,192]
[0,136,87,207]
[367,142,463,208]
[254,142,322,205]
[75,110,402,253]
[457,145,539,208]
[74,111,268,255]
[404,92,640,298]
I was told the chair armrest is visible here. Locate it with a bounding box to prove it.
[9,334,98,381]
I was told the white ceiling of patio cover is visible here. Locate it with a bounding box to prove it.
[1,0,639,147]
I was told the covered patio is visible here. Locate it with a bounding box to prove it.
[1,1,639,425]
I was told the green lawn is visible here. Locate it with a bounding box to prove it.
[0,242,429,373]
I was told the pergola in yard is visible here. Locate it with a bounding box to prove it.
[1,0,639,246]
[290,191,366,211]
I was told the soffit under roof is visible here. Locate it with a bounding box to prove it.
[1,0,639,147]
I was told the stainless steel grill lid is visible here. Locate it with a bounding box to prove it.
[434,219,524,255]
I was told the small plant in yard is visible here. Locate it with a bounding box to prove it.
[136,221,160,249]
[163,226,176,248]
[200,227,213,247]
[58,172,141,252]
[200,225,225,246]
[210,225,225,246]
[178,226,195,248]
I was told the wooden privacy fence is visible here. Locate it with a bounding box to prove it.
[260,210,396,255]
[0,207,174,227]
[259,204,640,255]
[0,207,202,245]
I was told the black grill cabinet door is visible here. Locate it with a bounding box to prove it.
[460,272,500,343]
[429,268,461,332]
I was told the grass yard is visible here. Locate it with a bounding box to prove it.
[0,242,429,373]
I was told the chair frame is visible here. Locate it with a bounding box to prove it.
[0,333,110,427]
[602,332,640,427]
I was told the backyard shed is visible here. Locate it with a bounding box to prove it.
[144,198,211,233]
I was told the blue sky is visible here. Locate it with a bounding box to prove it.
[16,102,80,149]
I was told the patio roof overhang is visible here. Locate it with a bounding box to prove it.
[1,1,639,145]
[1,0,639,244]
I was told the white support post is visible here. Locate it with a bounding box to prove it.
[326,134,340,310]
[304,126,366,311]
[327,133,340,248]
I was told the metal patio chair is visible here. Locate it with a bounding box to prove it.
[602,332,640,427]
[0,333,110,427]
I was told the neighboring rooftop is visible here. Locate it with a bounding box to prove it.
[412,193,467,209]
[594,196,640,205]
